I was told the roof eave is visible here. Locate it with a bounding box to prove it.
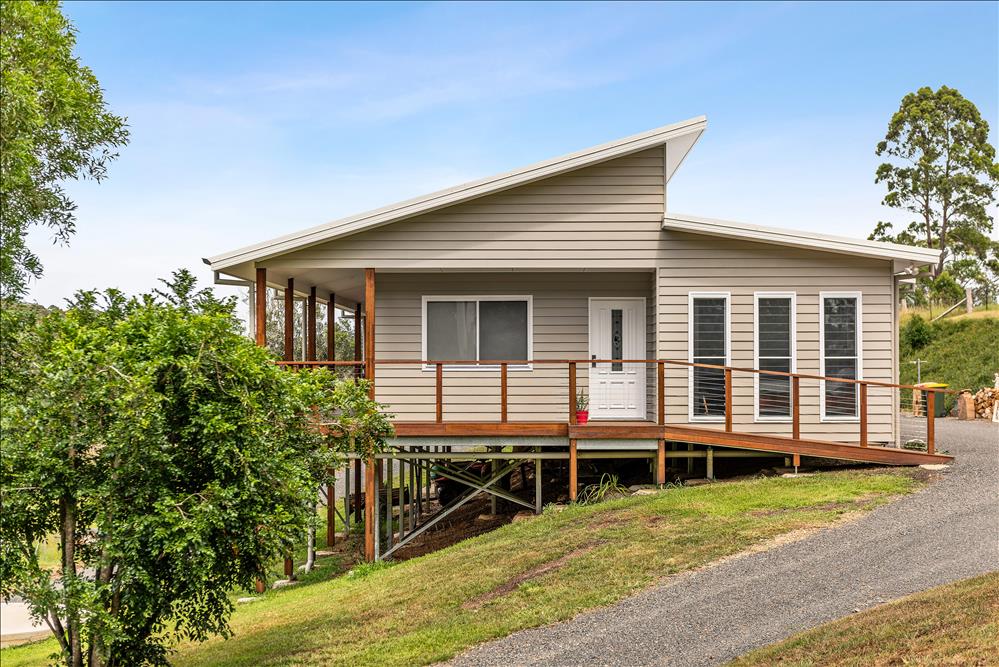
[663,214,941,266]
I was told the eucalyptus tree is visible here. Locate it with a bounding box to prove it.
[871,86,998,283]
[0,0,128,299]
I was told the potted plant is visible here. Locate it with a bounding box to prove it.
[575,389,590,424]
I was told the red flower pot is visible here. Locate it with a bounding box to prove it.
[576,410,589,425]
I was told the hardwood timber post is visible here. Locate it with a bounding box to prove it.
[792,376,800,440]
[657,361,665,425]
[724,368,733,432]
[284,278,295,361]
[435,363,443,423]
[327,293,336,361]
[926,391,935,455]
[500,363,508,423]
[363,269,376,562]
[254,268,267,346]
[364,454,375,561]
[326,482,335,546]
[568,362,577,425]
[353,458,361,522]
[307,286,317,362]
[569,439,578,501]
[364,269,375,399]
[353,307,362,378]
[859,382,868,447]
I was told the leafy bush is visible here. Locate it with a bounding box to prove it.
[901,315,934,352]
[0,271,390,666]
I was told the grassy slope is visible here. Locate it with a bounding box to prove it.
[730,571,999,666]
[0,472,917,667]
[900,316,999,395]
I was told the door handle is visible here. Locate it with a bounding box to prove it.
[592,354,596,368]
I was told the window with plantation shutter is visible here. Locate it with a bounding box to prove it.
[821,293,861,419]
[755,294,795,419]
[689,293,729,420]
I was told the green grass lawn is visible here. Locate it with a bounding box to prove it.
[730,571,999,666]
[3,471,920,667]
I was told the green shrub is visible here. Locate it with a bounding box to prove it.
[901,315,934,352]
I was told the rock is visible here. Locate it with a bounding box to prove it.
[511,510,536,523]
[271,579,297,589]
[632,488,659,496]
[628,484,656,491]
[781,472,816,478]
[236,597,260,604]
[476,513,501,522]
[919,464,950,471]
[684,478,712,486]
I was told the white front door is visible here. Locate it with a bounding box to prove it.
[588,298,646,420]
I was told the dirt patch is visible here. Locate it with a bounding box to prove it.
[462,540,606,610]
[748,495,882,517]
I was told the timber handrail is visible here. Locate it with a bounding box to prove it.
[279,358,960,394]
[279,357,950,454]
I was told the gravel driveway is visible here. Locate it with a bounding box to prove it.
[450,418,998,667]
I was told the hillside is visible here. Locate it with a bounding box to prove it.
[2,472,918,667]
[900,315,999,397]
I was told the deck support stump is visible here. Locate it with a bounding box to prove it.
[656,439,666,486]
[364,455,375,561]
[326,482,335,547]
[535,456,542,514]
[569,439,578,501]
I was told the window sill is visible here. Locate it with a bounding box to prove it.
[754,416,793,423]
[689,416,726,423]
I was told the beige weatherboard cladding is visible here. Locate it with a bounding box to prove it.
[207,116,940,447]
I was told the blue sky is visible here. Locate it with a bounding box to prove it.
[26,1,999,305]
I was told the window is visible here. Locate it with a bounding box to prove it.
[689,293,729,420]
[820,293,862,419]
[755,294,795,420]
[423,296,531,368]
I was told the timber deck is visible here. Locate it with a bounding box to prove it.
[393,419,953,466]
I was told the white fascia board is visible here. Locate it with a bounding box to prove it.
[208,116,707,270]
[664,213,941,265]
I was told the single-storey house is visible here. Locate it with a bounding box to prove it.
[207,116,951,558]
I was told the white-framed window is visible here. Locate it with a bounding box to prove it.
[688,292,730,422]
[754,292,796,421]
[820,292,863,420]
[421,295,532,370]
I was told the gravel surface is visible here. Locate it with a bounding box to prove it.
[450,418,998,667]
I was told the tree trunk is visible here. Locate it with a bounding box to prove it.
[304,497,317,573]
[60,492,82,667]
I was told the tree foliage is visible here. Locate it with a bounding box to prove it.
[0,270,389,666]
[0,0,128,299]
[871,86,999,297]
